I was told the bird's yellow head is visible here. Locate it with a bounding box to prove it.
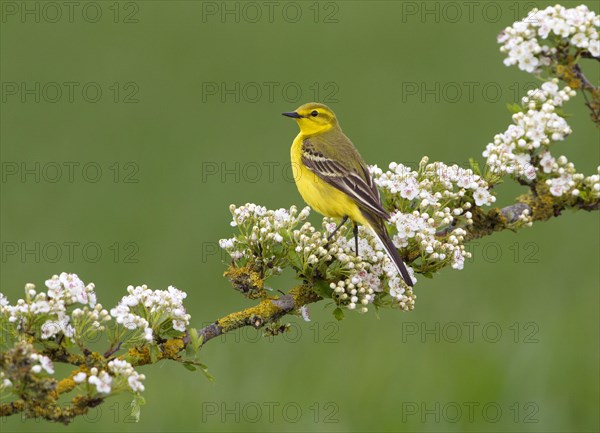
[282,102,339,135]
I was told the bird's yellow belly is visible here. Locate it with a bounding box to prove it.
[291,136,366,225]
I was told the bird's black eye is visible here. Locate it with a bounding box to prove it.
[310,110,319,117]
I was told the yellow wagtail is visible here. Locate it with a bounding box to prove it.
[282,102,413,287]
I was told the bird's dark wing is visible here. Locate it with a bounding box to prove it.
[301,132,389,221]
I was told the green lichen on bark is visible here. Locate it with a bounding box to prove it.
[191,280,323,344]
[0,341,104,424]
[517,181,599,220]
[467,207,509,240]
[216,282,320,334]
[126,337,186,367]
[224,265,267,299]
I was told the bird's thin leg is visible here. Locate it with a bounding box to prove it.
[353,222,359,256]
[327,215,349,241]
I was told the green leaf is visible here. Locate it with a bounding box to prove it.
[421,271,434,279]
[554,108,572,118]
[198,362,215,382]
[195,335,204,352]
[469,158,481,176]
[312,280,333,299]
[506,103,522,114]
[149,344,160,364]
[333,307,345,321]
[130,395,146,422]
[182,362,197,372]
[188,328,204,352]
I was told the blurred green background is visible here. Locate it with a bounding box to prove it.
[1,1,599,431]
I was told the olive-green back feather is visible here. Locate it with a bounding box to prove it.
[301,127,389,221]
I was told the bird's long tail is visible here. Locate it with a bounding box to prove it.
[369,221,414,287]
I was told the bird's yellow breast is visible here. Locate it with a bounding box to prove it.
[291,134,367,225]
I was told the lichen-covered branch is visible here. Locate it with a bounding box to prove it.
[190,284,321,345]
[0,342,104,424]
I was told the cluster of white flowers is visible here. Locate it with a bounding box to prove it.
[330,276,373,313]
[372,159,495,208]
[109,303,153,341]
[220,203,420,311]
[542,153,577,196]
[110,284,191,341]
[482,78,599,201]
[547,162,600,198]
[483,80,575,182]
[230,203,311,229]
[84,368,112,394]
[77,360,145,395]
[67,305,111,336]
[323,222,419,311]
[2,284,66,326]
[108,359,146,392]
[498,4,599,73]
[329,225,400,311]
[326,228,417,313]
[220,204,312,274]
[368,160,489,270]
[579,169,600,198]
[390,212,472,271]
[1,274,190,348]
[221,204,329,277]
[293,221,330,267]
[45,273,97,307]
[0,274,109,343]
[29,353,54,375]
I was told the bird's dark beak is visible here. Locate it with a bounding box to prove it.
[282,111,303,119]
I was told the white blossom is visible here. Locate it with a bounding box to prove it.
[45,273,97,308]
[89,370,112,394]
[73,372,87,383]
[483,79,575,181]
[499,5,599,73]
[29,353,54,375]
[110,284,190,337]
[108,359,146,393]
